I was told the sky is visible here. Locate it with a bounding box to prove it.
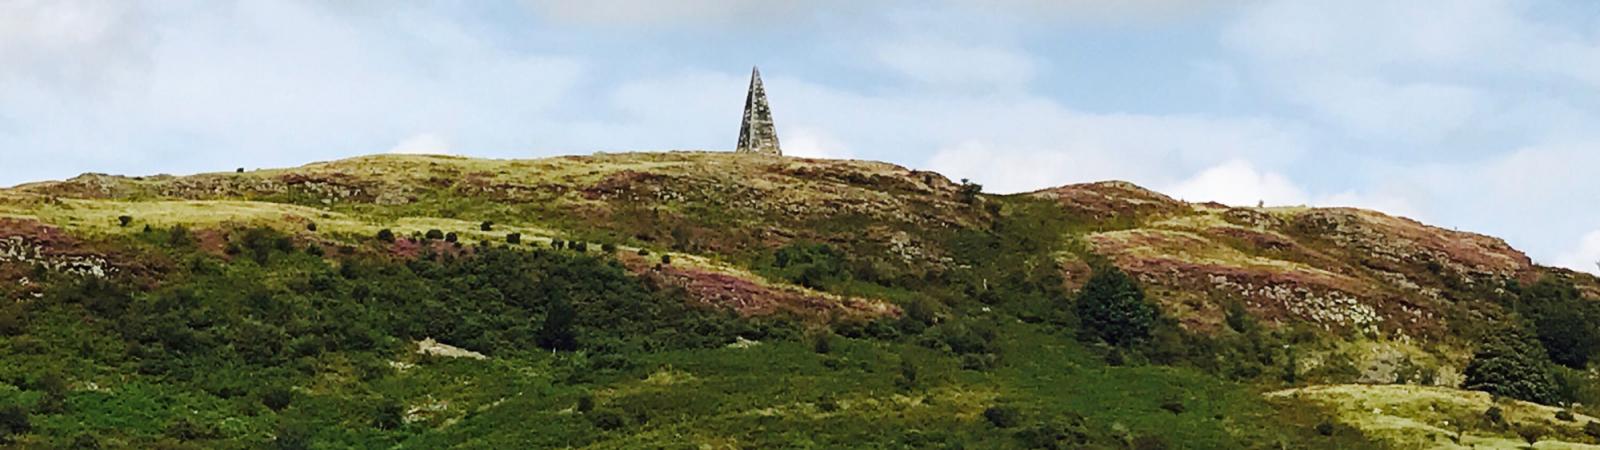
[1,0,1598,274]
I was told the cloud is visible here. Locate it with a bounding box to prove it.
[1555,231,1600,276]
[388,133,451,155]
[875,39,1035,90]
[521,0,856,27]
[781,127,852,159]
[1165,160,1306,206]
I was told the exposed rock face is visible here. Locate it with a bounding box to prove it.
[735,66,781,156]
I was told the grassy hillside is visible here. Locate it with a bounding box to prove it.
[1,151,1598,448]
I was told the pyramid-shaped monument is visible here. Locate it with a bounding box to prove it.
[736,67,781,156]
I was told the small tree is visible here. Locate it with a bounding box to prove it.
[572,241,588,253]
[1465,326,1559,405]
[506,233,522,245]
[424,229,444,240]
[551,239,564,249]
[538,298,578,351]
[659,255,672,265]
[117,215,133,227]
[305,222,317,232]
[376,229,395,242]
[1075,265,1158,347]
[480,221,494,232]
[444,232,458,243]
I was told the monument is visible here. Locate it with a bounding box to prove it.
[735,66,781,156]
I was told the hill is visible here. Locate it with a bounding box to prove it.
[0,151,1597,449]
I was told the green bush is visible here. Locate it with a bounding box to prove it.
[425,229,445,240]
[506,233,522,245]
[1075,265,1158,348]
[983,405,1022,428]
[118,215,133,227]
[1465,326,1559,405]
[376,229,395,242]
[480,221,493,231]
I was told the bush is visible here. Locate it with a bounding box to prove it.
[811,332,833,354]
[637,248,650,256]
[0,404,29,443]
[445,232,458,243]
[983,405,1022,428]
[1585,420,1600,439]
[262,386,293,411]
[1131,435,1169,450]
[506,233,522,245]
[589,409,626,431]
[1075,265,1157,348]
[660,255,672,265]
[1465,326,1559,405]
[424,229,444,240]
[1519,277,1599,369]
[1484,405,1505,425]
[551,239,564,249]
[376,229,395,242]
[601,243,617,253]
[572,241,588,253]
[305,222,317,232]
[236,167,245,173]
[1315,421,1335,436]
[576,394,595,414]
[118,215,133,227]
[373,399,404,430]
[305,244,324,257]
[480,221,493,231]
[1558,410,1577,421]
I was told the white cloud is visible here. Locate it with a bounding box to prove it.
[781,127,852,159]
[1165,160,1307,206]
[1555,231,1600,276]
[388,133,451,155]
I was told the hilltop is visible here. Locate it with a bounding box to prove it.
[1,151,1598,449]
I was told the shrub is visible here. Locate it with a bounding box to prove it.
[118,215,133,227]
[1159,400,1185,414]
[601,243,617,253]
[506,233,522,245]
[373,399,404,430]
[572,241,588,253]
[1585,420,1600,439]
[480,221,493,231]
[958,178,983,204]
[896,359,919,391]
[305,244,324,257]
[1484,405,1505,425]
[1465,327,1559,405]
[637,248,650,256]
[1558,410,1577,421]
[376,229,395,242]
[576,394,595,414]
[1075,265,1157,347]
[660,255,672,265]
[262,386,293,411]
[305,222,317,232]
[1519,277,1599,369]
[537,298,577,351]
[424,229,444,240]
[0,404,28,443]
[551,239,564,249]
[589,409,626,431]
[983,405,1022,428]
[445,232,458,243]
[811,332,833,354]
[1315,421,1335,436]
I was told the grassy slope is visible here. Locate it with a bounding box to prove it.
[3,152,1598,448]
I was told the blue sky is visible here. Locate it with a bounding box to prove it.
[2,0,1599,273]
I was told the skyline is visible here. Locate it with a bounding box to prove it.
[2,0,1598,273]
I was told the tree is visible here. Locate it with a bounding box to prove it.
[305,222,317,232]
[376,229,395,242]
[506,233,521,245]
[1518,277,1599,369]
[118,215,133,227]
[424,229,444,240]
[537,298,578,351]
[0,404,28,443]
[445,232,458,243]
[1075,265,1158,347]
[480,221,494,231]
[1464,326,1559,404]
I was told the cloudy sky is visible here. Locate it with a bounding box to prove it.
[2,0,1598,273]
